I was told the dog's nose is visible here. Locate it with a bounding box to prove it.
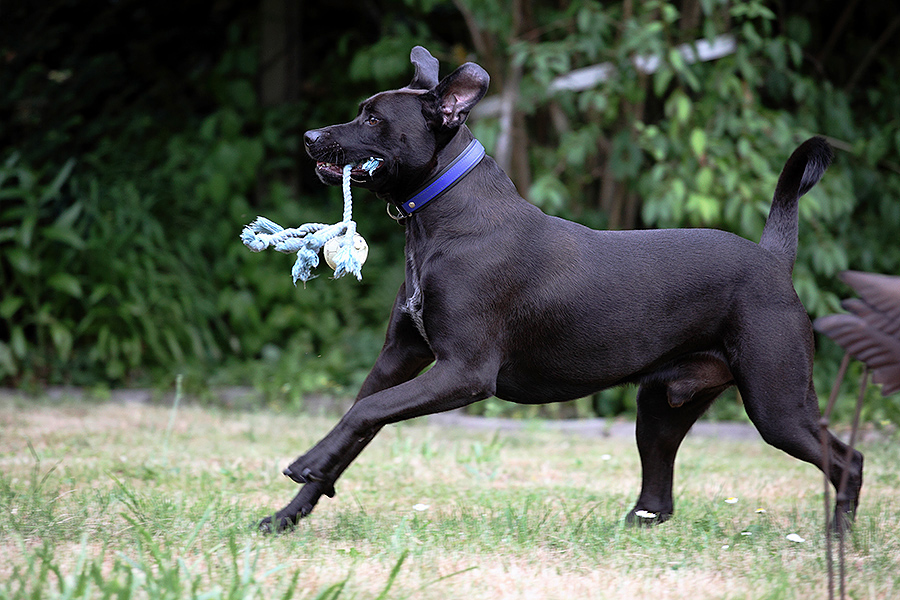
[304,129,326,148]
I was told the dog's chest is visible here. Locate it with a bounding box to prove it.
[400,252,430,346]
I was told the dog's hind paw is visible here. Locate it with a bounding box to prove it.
[625,508,672,527]
[831,504,857,535]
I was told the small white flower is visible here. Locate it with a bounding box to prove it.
[722,544,730,549]
[724,497,738,504]
[741,531,752,536]
[600,454,612,461]
[786,533,805,543]
[755,508,767,514]
[412,503,430,512]
[634,510,657,519]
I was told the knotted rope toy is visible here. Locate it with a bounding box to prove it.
[240,159,379,284]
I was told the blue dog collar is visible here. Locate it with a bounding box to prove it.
[399,139,485,215]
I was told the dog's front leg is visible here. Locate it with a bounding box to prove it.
[261,288,437,532]
[286,359,496,483]
[354,283,436,400]
[261,480,334,532]
[263,361,494,533]
[263,359,495,530]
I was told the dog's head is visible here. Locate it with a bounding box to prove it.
[304,46,489,199]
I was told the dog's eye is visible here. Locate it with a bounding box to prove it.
[365,115,381,126]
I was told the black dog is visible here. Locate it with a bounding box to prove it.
[261,46,863,532]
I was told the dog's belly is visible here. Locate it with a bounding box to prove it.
[493,338,723,405]
[494,375,617,404]
[494,348,663,404]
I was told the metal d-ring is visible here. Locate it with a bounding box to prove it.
[386,203,407,223]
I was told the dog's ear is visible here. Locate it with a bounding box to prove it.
[430,62,490,130]
[408,46,440,90]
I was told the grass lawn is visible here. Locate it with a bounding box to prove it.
[1,394,899,599]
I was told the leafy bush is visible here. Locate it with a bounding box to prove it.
[2,0,899,421]
[0,28,406,395]
[1,156,80,381]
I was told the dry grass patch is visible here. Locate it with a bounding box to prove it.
[1,394,899,599]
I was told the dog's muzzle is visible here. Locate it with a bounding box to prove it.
[304,129,384,183]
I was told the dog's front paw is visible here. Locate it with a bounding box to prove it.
[283,462,336,498]
[282,463,320,483]
[258,490,324,535]
[258,514,295,535]
[257,507,311,534]
[259,482,332,536]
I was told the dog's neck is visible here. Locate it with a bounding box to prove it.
[381,129,475,211]
[399,129,526,253]
[398,138,485,216]
[431,128,478,175]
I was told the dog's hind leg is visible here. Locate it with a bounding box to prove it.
[732,319,863,529]
[627,382,720,526]
[743,381,863,529]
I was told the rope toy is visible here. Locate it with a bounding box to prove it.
[240,159,379,284]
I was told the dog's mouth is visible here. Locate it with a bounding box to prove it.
[315,157,384,184]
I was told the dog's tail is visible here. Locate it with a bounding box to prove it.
[758,136,833,269]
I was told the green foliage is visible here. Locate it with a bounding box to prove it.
[2,0,900,419]
[0,154,230,383]
[0,156,80,381]
[1,16,406,394]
